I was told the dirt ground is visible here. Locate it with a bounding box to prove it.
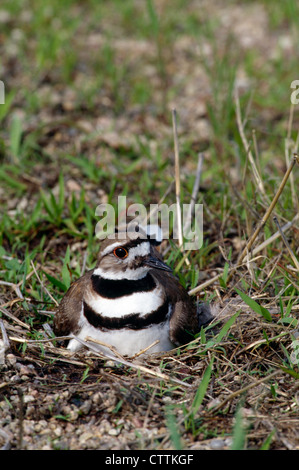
[0,0,298,450]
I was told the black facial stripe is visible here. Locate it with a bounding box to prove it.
[124,238,148,249]
[108,238,148,253]
[83,300,170,330]
[91,273,156,299]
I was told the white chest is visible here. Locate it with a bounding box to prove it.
[67,301,174,356]
[68,320,174,356]
[85,286,164,318]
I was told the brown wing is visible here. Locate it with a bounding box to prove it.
[53,271,93,336]
[150,269,199,346]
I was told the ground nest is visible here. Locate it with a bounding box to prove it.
[0,279,298,450]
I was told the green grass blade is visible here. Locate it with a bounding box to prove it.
[41,191,55,221]
[146,0,159,36]
[259,430,276,450]
[61,246,71,290]
[23,198,42,231]
[191,357,214,414]
[10,114,23,159]
[0,167,27,191]
[205,311,240,349]
[230,404,247,450]
[0,90,15,121]
[44,272,67,292]
[235,288,272,322]
[165,406,183,450]
[280,367,299,379]
[58,172,65,212]
[219,261,230,288]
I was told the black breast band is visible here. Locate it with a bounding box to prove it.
[83,300,169,330]
[91,272,156,299]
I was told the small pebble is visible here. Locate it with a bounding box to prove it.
[210,438,226,450]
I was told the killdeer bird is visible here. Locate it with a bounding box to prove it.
[53,225,212,356]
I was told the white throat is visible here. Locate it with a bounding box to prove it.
[92,266,149,280]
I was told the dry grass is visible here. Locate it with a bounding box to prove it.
[1,257,298,449]
[0,0,299,451]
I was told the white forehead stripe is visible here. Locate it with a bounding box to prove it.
[101,240,150,258]
[143,224,163,243]
[101,241,127,257]
[126,242,150,261]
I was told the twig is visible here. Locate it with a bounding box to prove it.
[80,251,88,276]
[143,385,158,431]
[0,306,30,330]
[239,331,290,353]
[17,387,24,450]
[189,152,203,215]
[285,105,298,210]
[30,260,59,307]
[248,214,299,259]
[0,429,11,450]
[183,152,203,233]
[273,217,299,271]
[188,272,222,296]
[287,102,294,141]
[172,109,184,250]
[188,255,264,296]
[294,129,299,153]
[132,340,160,359]
[252,129,262,177]
[0,382,10,392]
[72,335,191,388]
[226,154,299,283]
[258,252,283,291]
[9,335,72,344]
[0,298,24,309]
[235,89,266,197]
[0,319,10,349]
[84,335,126,361]
[42,322,55,338]
[238,155,298,260]
[146,181,174,226]
[0,281,24,300]
[210,370,280,413]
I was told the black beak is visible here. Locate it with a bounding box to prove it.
[144,255,172,272]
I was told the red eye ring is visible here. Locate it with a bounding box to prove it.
[113,247,129,259]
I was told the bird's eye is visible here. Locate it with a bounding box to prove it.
[113,247,129,259]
